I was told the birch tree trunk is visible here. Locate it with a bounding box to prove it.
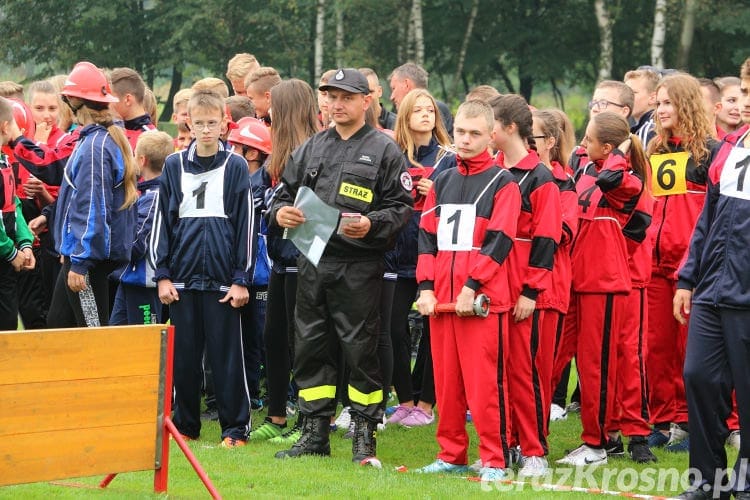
[411,0,424,66]
[651,0,667,68]
[314,0,325,81]
[452,0,479,96]
[677,0,698,70]
[335,0,344,68]
[595,0,612,81]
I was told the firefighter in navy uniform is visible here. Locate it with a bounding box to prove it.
[269,68,413,465]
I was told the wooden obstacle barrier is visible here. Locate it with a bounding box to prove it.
[0,324,219,498]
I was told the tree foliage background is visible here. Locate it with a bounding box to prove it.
[1,0,748,119]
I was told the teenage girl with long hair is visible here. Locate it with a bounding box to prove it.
[249,79,319,443]
[556,111,649,466]
[46,61,137,328]
[644,73,718,451]
[386,88,454,428]
[531,109,578,433]
[490,94,562,476]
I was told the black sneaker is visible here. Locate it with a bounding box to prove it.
[605,435,625,456]
[628,436,657,463]
[200,407,219,421]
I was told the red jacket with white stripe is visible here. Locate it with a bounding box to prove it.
[496,150,561,306]
[417,150,521,313]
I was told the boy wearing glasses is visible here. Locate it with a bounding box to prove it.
[152,89,254,448]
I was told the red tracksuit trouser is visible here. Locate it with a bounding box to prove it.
[608,287,651,437]
[509,309,554,456]
[646,275,688,425]
[558,292,623,448]
[430,312,509,468]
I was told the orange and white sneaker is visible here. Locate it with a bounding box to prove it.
[220,437,247,448]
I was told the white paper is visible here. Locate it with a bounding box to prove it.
[286,186,339,267]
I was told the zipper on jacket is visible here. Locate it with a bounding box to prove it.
[654,197,668,267]
[451,167,470,301]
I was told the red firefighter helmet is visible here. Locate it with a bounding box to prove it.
[228,117,272,154]
[60,61,119,103]
[8,98,36,139]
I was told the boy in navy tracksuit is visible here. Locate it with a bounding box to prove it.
[152,90,254,447]
[110,130,174,325]
[673,58,750,500]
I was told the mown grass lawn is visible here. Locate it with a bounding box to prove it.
[2,400,735,499]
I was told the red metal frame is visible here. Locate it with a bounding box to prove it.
[98,326,220,499]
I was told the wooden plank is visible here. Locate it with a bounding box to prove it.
[0,376,159,437]
[0,422,157,486]
[0,325,165,385]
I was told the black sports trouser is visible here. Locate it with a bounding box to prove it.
[683,303,750,494]
[171,290,250,440]
[47,258,116,328]
[263,270,297,418]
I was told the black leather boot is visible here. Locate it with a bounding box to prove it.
[351,413,378,464]
[275,415,330,458]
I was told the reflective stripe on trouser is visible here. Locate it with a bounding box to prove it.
[295,258,384,421]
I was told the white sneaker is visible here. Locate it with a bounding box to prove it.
[727,430,741,450]
[469,458,483,474]
[556,444,607,466]
[335,406,351,429]
[550,404,567,422]
[668,423,688,445]
[377,414,387,431]
[518,455,550,477]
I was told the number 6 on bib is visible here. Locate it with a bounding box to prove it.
[437,203,476,251]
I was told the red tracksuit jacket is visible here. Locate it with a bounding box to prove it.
[647,137,718,279]
[417,150,521,313]
[571,150,644,293]
[495,150,561,305]
[543,161,578,313]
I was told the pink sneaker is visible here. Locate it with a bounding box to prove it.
[387,405,413,424]
[400,407,434,427]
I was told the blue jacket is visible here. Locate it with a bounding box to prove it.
[249,166,271,285]
[151,141,254,292]
[264,171,300,273]
[54,124,136,273]
[115,177,160,287]
[677,128,750,308]
[386,138,456,278]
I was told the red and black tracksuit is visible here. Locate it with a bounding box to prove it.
[123,114,157,152]
[496,150,561,458]
[417,150,520,468]
[544,161,578,437]
[558,150,643,449]
[645,137,717,430]
[608,185,654,439]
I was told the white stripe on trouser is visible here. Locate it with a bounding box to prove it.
[79,274,100,327]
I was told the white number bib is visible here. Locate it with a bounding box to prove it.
[719,146,750,201]
[179,166,227,218]
[437,204,476,251]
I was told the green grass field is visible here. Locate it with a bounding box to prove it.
[1,399,736,499]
